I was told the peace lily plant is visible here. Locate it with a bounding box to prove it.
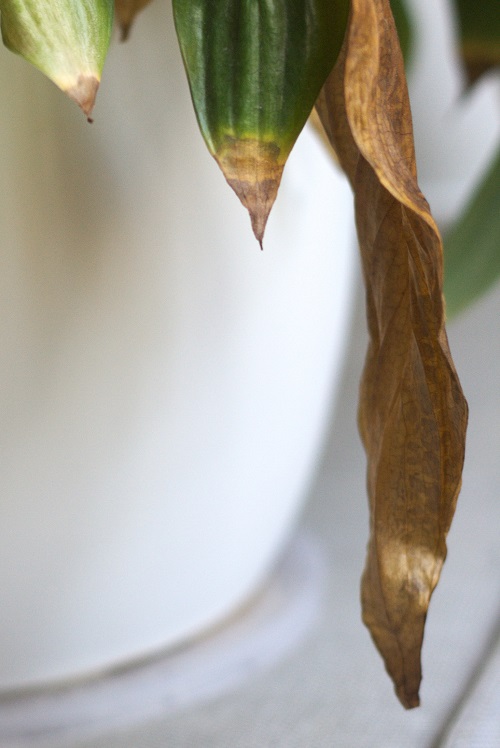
[0,0,498,710]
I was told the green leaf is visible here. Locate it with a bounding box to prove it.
[453,0,500,83]
[173,0,349,245]
[0,0,113,118]
[444,145,500,317]
[390,0,412,65]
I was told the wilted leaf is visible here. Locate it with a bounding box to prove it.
[454,0,500,84]
[173,0,349,246]
[0,0,113,119]
[317,0,468,708]
[444,145,500,317]
[115,0,153,41]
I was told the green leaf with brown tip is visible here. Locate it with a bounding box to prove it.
[173,0,349,244]
[0,0,113,118]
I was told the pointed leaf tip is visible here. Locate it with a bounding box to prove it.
[66,75,100,119]
[215,139,283,246]
[173,0,349,244]
[399,689,420,710]
[119,23,131,42]
[115,0,153,42]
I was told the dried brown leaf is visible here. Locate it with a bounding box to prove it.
[316,0,468,708]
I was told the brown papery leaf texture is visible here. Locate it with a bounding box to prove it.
[316,0,468,708]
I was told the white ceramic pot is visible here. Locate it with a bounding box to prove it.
[0,6,355,690]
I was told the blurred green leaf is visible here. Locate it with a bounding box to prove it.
[453,0,500,83]
[390,0,412,64]
[444,146,500,317]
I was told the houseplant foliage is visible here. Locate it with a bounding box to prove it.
[442,0,500,316]
[5,0,498,709]
[453,0,500,83]
[0,0,113,118]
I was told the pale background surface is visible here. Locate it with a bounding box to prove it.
[12,273,498,748]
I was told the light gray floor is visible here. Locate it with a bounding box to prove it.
[7,275,500,747]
